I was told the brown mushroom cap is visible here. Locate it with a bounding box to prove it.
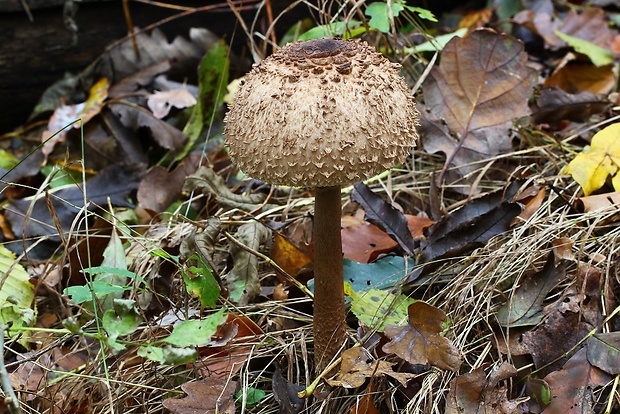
[224,38,419,187]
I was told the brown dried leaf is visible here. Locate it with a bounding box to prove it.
[421,29,537,185]
[382,302,462,372]
[162,377,236,414]
[542,348,612,414]
[544,62,616,95]
[514,7,619,51]
[532,88,612,127]
[445,364,522,414]
[587,332,620,375]
[108,102,186,152]
[349,381,380,414]
[326,347,416,388]
[137,156,200,214]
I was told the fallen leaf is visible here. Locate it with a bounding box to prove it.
[555,31,613,67]
[342,256,409,293]
[587,332,620,375]
[344,282,415,332]
[496,253,567,327]
[270,232,312,282]
[162,377,237,414]
[544,61,616,95]
[532,88,611,127]
[108,60,171,98]
[147,86,197,119]
[351,182,416,256]
[542,348,612,414]
[349,381,380,414]
[5,165,141,241]
[223,222,271,305]
[564,123,620,195]
[108,102,187,152]
[42,78,110,157]
[272,365,305,414]
[326,347,416,388]
[137,156,200,214]
[410,181,524,283]
[382,301,462,372]
[445,363,523,414]
[514,7,619,51]
[420,29,537,186]
[576,191,620,213]
[184,166,271,212]
[341,212,433,263]
[105,27,217,82]
[504,269,601,376]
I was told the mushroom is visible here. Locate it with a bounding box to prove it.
[224,38,419,373]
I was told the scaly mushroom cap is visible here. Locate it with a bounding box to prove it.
[224,38,419,187]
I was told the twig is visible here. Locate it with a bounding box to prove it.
[0,326,22,414]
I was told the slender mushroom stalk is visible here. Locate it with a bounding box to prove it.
[313,185,346,370]
[223,38,419,374]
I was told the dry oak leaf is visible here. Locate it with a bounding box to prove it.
[163,377,237,414]
[420,29,537,185]
[326,347,416,389]
[382,302,462,372]
[564,123,620,196]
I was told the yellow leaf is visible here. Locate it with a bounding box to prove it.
[565,123,620,195]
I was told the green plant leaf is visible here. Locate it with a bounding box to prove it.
[138,344,198,365]
[405,28,468,53]
[181,40,229,157]
[403,5,437,21]
[102,299,143,352]
[64,281,131,304]
[298,21,363,41]
[344,282,415,332]
[554,31,613,67]
[162,308,227,347]
[0,245,35,345]
[564,123,620,195]
[183,254,220,309]
[365,2,405,33]
[236,387,266,406]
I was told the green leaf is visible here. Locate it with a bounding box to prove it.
[403,5,437,22]
[181,40,230,157]
[0,245,35,345]
[236,387,266,406]
[83,266,147,285]
[365,2,405,33]
[102,299,142,352]
[344,282,416,332]
[554,31,613,67]
[540,384,551,405]
[162,308,227,347]
[0,149,19,169]
[64,281,131,304]
[564,123,620,195]
[183,254,220,309]
[138,344,198,365]
[298,21,363,41]
[405,28,468,53]
[92,231,129,311]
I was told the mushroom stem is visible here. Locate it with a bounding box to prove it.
[313,185,346,373]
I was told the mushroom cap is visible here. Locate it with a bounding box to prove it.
[224,38,419,187]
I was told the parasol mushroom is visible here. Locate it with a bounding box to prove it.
[224,38,419,373]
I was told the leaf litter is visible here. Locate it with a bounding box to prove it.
[0,1,619,413]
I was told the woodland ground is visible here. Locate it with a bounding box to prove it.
[0,1,619,413]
